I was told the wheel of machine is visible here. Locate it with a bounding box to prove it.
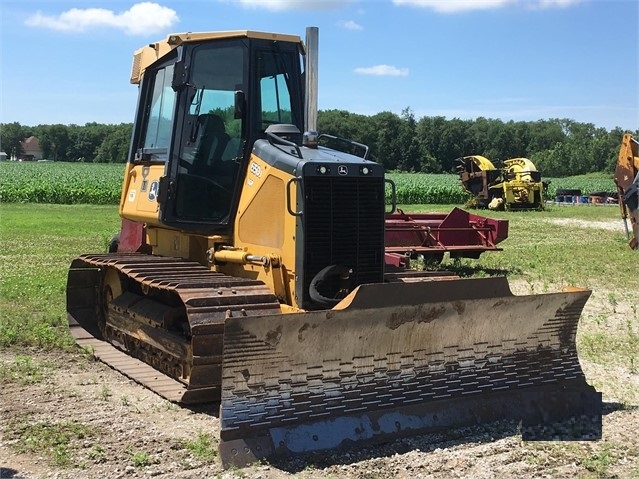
[533,190,544,210]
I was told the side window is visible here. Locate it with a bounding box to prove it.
[260,73,293,127]
[143,64,175,152]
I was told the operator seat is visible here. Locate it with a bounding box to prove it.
[176,113,233,222]
[192,113,230,176]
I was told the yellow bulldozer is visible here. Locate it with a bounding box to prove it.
[614,133,639,249]
[456,155,545,210]
[66,28,600,467]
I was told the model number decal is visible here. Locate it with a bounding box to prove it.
[250,162,262,178]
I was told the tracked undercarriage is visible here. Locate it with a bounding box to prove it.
[67,253,281,403]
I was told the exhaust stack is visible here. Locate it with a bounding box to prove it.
[304,26,319,135]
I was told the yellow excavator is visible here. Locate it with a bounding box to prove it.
[66,28,600,467]
[614,133,639,249]
[456,155,545,210]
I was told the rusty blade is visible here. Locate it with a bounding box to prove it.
[219,277,601,467]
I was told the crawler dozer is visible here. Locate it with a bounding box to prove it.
[456,155,545,210]
[614,133,639,249]
[67,27,600,467]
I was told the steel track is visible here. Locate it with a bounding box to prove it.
[67,253,281,404]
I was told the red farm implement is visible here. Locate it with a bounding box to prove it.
[384,207,508,269]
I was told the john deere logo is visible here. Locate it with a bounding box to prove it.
[338,165,348,176]
[148,181,159,201]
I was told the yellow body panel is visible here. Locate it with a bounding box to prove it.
[504,157,538,181]
[117,153,299,307]
[215,154,299,307]
[466,155,496,171]
[614,133,639,249]
[119,164,164,223]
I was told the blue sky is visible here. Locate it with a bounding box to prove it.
[1,0,637,131]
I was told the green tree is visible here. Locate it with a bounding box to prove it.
[370,111,405,170]
[318,109,377,158]
[395,108,422,171]
[36,124,70,161]
[0,122,31,158]
[527,119,567,154]
[68,123,110,161]
[416,115,448,172]
[94,124,132,163]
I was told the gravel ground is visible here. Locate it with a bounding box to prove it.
[1,281,638,479]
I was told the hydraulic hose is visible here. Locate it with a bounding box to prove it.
[308,264,351,309]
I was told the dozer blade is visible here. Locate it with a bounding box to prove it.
[219,277,601,467]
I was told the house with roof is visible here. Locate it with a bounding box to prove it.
[14,136,43,161]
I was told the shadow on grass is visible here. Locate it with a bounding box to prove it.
[433,263,524,278]
[0,468,20,478]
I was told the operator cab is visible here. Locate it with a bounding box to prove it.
[129,33,305,234]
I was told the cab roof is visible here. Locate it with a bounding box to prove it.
[131,30,303,84]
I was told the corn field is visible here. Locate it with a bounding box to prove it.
[0,162,123,204]
[0,161,617,205]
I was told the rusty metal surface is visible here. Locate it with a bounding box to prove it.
[219,277,601,466]
[66,253,281,404]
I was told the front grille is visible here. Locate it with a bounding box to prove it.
[301,176,385,309]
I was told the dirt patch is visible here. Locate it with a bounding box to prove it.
[548,218,626,232]
[1,286,638,479]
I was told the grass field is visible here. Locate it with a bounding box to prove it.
[0,204,120,349]
[0,202,635,351]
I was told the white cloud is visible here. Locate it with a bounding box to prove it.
[355,65,409,76]
[534,0,583,8]
[392,0,583,13]
[339,20,363,30]
[232,0,348,11]
[25,2,179,35]
[392,0,514,13]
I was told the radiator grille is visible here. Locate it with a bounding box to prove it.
[302,176,385,308]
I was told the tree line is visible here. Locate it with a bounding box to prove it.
[2,111,636,177]
[1,122,131,164]
[318,109,636,177]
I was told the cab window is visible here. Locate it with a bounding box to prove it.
[260,73,293,127]
[142,64,175,156]
[174,43,245,224]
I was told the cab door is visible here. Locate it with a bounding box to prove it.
[120,60,176,226]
